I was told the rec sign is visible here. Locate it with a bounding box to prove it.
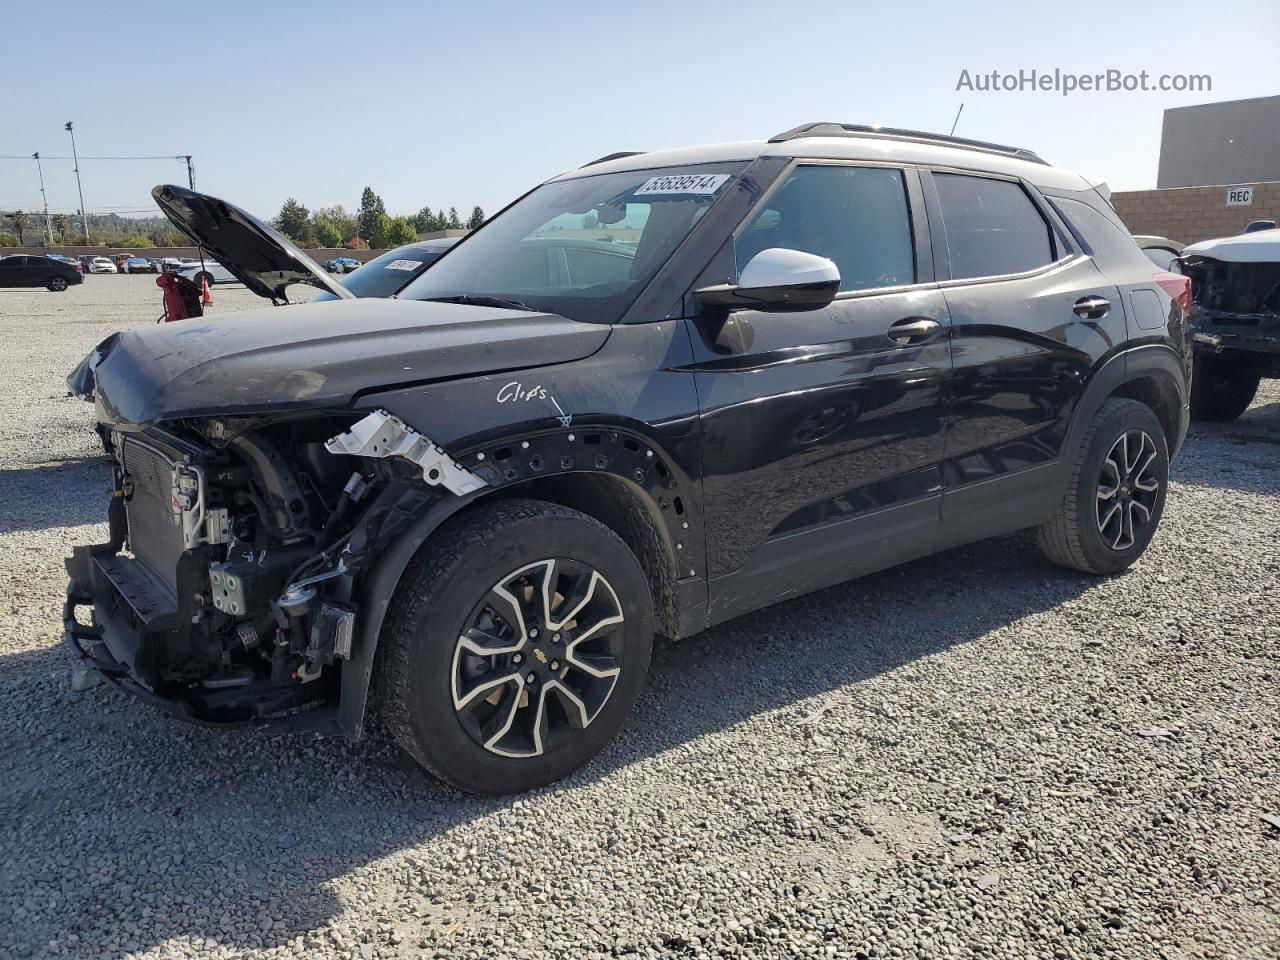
[1226,186,1254,207]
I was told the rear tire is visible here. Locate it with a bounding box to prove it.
[375,499,653,794]
[1037,398,1169,575]
[196,271,214,289]
[1190,354,1259,421]
[47,276,68,292]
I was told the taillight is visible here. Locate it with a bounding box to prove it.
[1154,271,1192,315]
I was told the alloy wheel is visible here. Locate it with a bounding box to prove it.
[451,558,626,758]
[1096,429,1160,551]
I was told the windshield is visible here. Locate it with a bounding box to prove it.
[310,242,456,302]
[398,162,744,323]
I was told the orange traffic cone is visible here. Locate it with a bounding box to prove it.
[201,275,214,305]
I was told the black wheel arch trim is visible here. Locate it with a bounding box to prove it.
[1067,344,1190,464]
[336,424,700,740]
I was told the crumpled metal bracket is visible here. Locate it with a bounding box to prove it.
[325,410,488,496]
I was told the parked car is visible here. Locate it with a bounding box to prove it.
[125,257,154,274]
[310,238,459,300]
[1134,235,1184,272]
[321,256,361,274]
[66,124,1192,794]
[47,253,78,266]
[156,257,183,273]
[86,256,117,274]
[77,255,97,273]
[169,257,236,288]
[1180,226,1280,420]
[0,254,84,291]
[111,253,133,272]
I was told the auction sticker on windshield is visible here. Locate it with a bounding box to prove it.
[634,173,730,196]
[385,260,421,271]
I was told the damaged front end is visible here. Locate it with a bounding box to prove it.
[1182,253,1280,371]
[65,411,485,734]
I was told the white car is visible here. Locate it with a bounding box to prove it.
[88,257,117,274]
[175,258,237,288]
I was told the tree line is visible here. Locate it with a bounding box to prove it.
[274,187,485,250]
[0,210,187,248]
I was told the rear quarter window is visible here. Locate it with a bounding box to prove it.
[1048,196,1156,273]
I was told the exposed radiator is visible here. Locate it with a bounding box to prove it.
[121,438,187,595]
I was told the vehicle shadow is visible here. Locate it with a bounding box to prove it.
[0,459,112,534]
[0,529,1100,957]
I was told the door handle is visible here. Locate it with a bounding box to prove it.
[886,317,940,344]
[1073,295,1110,320]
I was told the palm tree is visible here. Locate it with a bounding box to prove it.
[8,211,30,245]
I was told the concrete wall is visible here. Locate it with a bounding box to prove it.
[1111,181,1280,245]
[1158,95,1280,189]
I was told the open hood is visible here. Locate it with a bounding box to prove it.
[72,297,611,427]
[151,184,353,301]
[1182,228,1280,265]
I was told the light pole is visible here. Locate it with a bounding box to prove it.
[32,153,54,246]
[64,122,91,245]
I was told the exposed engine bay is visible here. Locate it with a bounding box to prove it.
[64,411,484,729]
[1183,256,1280,365]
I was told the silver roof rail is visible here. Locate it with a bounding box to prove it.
[768,122,1049,166]
[581,151,646,167]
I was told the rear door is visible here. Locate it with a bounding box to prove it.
[687,161,953,623]
[922,170,1125,542]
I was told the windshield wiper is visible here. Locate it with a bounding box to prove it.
[421,294,537,312]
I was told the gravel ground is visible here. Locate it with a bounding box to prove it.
[1,275,1277,960]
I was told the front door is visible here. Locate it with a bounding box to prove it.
[686,162,952,624]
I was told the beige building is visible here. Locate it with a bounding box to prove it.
[1111,95,1280,244]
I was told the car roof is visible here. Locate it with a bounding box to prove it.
[554,126,1094,192]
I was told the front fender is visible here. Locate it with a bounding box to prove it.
[336,424,702,740]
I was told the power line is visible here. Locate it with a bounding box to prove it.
[0,154,189,161]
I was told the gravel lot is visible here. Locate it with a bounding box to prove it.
[1,275,1277,960]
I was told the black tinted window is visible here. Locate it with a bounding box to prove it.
[1049,196,1157,272]
[934,174,1054,279]
[737,165,915,292]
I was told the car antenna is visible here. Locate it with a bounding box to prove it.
[949,102,964,137]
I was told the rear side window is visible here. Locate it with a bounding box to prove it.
[933,174,1054,280]
[736,165,915,293]
[1049,196,1158,272]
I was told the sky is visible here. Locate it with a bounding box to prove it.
[3,0,1279,223]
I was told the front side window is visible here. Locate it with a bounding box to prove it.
[399,162,744,324]
[735,165,915,293]
[934,173,1054,280]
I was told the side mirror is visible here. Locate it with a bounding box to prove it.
[695,248,840,313]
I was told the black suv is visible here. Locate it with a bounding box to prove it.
[66,123,1192,793]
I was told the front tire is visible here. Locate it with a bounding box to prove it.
[1190,354,1260,421]
[375,499,653,794]
[47,276,68,292]
[1038,398,1169,574]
